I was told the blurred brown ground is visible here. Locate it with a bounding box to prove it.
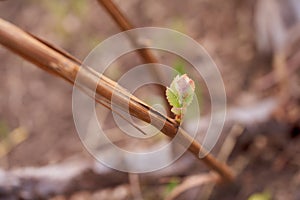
[0,0,299,199]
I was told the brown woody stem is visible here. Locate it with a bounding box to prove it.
[0,18,234,182]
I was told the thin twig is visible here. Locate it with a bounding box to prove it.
[96,0,158,64]
[96,0,173,117]
[0,18,234,182]
[129,173,143,200]
[165,173,220,200]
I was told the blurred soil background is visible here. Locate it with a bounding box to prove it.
[0,0,299,199]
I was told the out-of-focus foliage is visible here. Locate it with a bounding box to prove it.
[248,191,271,200]
[173,59,186,76]
[164,177,180,195]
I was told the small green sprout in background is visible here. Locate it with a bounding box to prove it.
[166,74,195,123]
[164,177,180,196]
[248,191,271,200]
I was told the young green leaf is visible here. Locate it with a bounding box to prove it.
[166,74,195,123]
[166,87,180,108]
